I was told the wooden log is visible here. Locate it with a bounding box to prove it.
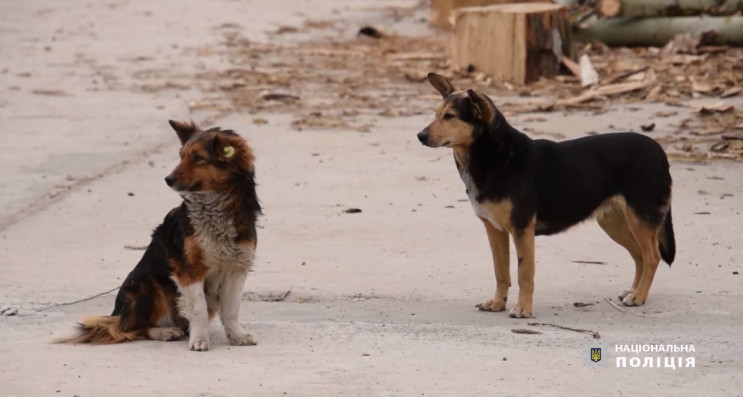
[430,0,550,29]
[452,3,572,85]
[596,0,743,18]
[574,15,743,46]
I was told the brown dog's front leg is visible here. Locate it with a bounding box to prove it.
[476,218,511,312]
[510,222,535,318]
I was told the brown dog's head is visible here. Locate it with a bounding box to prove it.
[164,120,255,193]
[417,73,500,148]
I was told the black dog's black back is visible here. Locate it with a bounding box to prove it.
[466,124,671,237]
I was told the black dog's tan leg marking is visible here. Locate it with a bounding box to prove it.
[476,218,510,312]
[596,210,644,301]
[621,208,662,306]
[510,221,535,318]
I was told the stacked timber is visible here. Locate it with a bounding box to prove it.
[576,0,743,46]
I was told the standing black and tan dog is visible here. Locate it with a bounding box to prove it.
[57,120,261,351]
[417,73,675,318]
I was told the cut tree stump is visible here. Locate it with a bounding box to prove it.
[430,0,550,30]
[452,3,572,85]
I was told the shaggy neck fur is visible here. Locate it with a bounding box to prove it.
[183,192,237,241]
[181,174,261,243]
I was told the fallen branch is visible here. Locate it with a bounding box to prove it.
[560,81,650,105]
[605,297,627,313]
[512,328,542,335]
[527,322,601,339]
[604,66,649,84]
[19,286,120,317]
[572,260,607,265]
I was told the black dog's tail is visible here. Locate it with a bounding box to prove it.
[658,207,676,265]
[54,316,143,344]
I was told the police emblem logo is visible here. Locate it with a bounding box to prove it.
[581,339,610,371]
[591,348,601,363]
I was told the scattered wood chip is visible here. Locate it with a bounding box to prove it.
[690,76,716,94]
[344,208,362,214]
[692,102,733,114]
[124,245,148,250]
[579,55,599,87]
[32,89,67,96]
[605,67,649,85]
[512,328,542,335]
[573,302,595,307]
[641,123,655,132]
[711,140,729,152]
[274,26,299,34]
[561,56,581,77]
[654,111,677,118]
[722,132,743,141]
[358,26,384,39]
[721,87,741,98]
[252,118,268,125]
[261,92,300,102]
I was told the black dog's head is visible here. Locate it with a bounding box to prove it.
[417,73,502,148]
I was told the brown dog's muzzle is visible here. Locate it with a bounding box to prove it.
[417,128,431,146]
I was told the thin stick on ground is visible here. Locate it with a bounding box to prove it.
[527,322,601,339]
[605,297,627,313]
[19,286,120,317]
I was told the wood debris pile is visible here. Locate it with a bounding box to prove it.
[129,4,743,161]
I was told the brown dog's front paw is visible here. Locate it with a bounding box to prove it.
[618,289,633,301]
[509,304,532,318]
[621,292,646,307]
[476,298,507,312]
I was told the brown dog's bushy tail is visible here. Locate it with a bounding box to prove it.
[54,316,142,344]
[659,207,676,266]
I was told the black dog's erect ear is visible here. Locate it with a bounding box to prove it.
[168,120,198,145]
[466,89,494,124]
[427,73,456,99]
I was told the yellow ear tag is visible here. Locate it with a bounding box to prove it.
[223,146,235,158]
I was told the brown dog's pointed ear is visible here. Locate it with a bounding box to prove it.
[466,89,494,124]
[169,120,198,145]
[427,73,456,99]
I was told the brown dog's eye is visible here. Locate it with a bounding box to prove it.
[443,113,455,120]
[192,154,204,163]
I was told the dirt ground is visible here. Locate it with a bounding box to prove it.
[1,1,741,396]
